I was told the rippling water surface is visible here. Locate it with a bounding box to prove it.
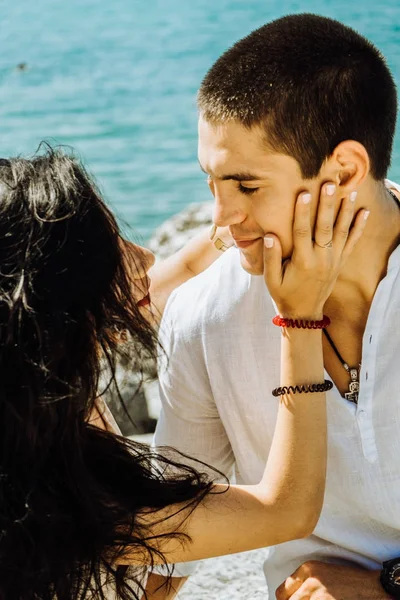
[1,0,400,239]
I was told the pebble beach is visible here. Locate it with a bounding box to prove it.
[178,549,269,600]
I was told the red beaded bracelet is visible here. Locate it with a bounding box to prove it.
[272,315,331,329]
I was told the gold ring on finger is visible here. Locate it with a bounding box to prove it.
[314,240,333,249]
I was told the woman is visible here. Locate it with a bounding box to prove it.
[0,149,367,599]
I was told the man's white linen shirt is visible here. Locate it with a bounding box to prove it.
[154,181,400,594]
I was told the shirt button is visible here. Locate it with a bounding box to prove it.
[358,409,367,420]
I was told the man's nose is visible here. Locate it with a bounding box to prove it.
[212,186,246,228]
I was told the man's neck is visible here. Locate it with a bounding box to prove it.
[329,178,400,314]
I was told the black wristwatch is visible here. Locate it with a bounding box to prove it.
[381,557,400,598]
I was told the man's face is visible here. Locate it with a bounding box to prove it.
[198,116,324,275]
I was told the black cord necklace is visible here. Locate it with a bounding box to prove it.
[323,329,361,404]
[322,187,399,404]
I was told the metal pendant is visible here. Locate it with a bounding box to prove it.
[344,368,359,404]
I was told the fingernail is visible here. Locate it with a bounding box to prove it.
[264,237,274,248]
[326,184,336,196]
[302,193,311,204]
[364,210,370,220]
[349,191,358,202]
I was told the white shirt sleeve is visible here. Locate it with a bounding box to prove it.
[150,287,235,577]
[154,288,235,477]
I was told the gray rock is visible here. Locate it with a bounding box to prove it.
[101,367,154,437]
[148,202,213,259]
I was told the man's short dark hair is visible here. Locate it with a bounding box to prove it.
[198,14,398,180]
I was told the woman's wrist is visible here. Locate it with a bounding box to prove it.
[275,309,325,322]
[281,327,323,345]
[280,327,324,384]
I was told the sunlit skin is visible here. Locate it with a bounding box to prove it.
[197,116,373,277]
[198,117,315,274]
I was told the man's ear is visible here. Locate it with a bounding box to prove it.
[329,140,370,194]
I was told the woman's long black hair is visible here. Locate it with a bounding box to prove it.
[0,147,217,599]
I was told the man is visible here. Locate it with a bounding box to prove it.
[146,14,400,599]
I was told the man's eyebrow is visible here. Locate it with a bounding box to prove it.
[198,160,263,181]
[221,173,261,182]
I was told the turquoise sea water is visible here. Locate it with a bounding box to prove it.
[1,0,400,240]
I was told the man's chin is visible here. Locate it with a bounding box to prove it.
[239,251,264,276]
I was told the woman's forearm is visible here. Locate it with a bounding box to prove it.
[256,327,326,539]
[123,327,327,564]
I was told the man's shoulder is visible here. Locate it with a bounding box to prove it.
[164,247,251,328]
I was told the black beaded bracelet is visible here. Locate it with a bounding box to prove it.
[272,380,333,397]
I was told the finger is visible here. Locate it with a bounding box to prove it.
[275,576,304,599]
[263,234,283,295]
[292,191,313,261]
[287,588,311,600]
[216,225,235,248]
[287,577,321,600]
[331,191,357,252]
[314,182,336,249]
[341,207,370,264]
